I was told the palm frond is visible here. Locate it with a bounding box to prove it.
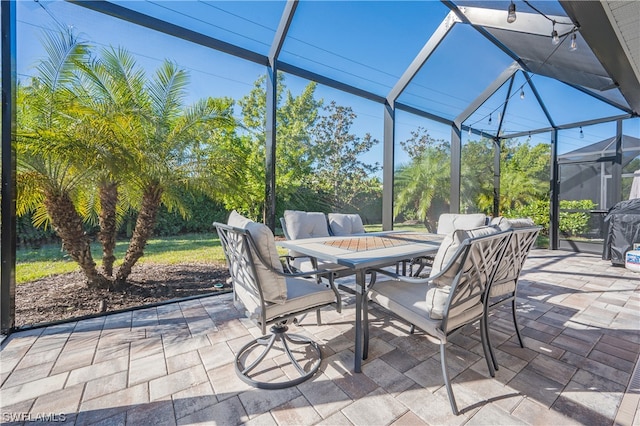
[147,60,188,128]
[36,28,90,93]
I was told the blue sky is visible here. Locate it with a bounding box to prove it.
[18,0,639,167]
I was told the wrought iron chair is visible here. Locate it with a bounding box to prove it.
[365,228,511,415]
[214,216,341,389]
[482,225,541,375]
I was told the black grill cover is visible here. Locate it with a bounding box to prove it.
[602,198,640,265]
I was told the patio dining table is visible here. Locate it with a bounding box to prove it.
[277,230,443,372]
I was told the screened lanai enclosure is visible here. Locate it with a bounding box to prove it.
[1,0,639,331]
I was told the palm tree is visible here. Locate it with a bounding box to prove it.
[72,47,145,277]
[19,30,237,289]
[112,62,236,286]
[17,30,111,289]
[394,147,451,231]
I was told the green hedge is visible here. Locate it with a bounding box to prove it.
[506,199,597,237]
[17,195,230,248]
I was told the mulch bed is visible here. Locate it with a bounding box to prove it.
[15,263,231,328]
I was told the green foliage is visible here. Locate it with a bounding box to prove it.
[221,75,382,220]
[16,214,58,247]
[504,200,550,234]
[506,198,598,237]
[461,138,493,214]
[311,101,382,212]
[499,140,550,212]
[559,199,597,237]
[394,127,451,230]
[16,29,241,287]
[394,132,553,229]
[223,74,323,220]
[153,194,228,236]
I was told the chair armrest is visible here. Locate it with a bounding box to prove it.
[368,268,435,286]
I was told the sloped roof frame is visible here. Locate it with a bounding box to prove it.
[67,0,636,133]
[441,1,636,117]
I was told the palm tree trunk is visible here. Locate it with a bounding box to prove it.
[44,190,111,290]
[115,184,162,286]
[98,181,118,277]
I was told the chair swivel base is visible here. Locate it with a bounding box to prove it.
[235,324,322,389]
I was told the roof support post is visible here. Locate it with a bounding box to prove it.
[493,136,501,217]
[264,0,297,231]
[1,0,17,334]
[264,67,277,231]
[450,124,462,214]
[612,119,623,205]
[550,129,559,250]
[493,76,515,217]
[382,101,395,230]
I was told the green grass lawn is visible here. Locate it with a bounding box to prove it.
[16,223,433,284]
[16,233,227,284]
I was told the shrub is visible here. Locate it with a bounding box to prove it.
[505,199,597,237]
[16,214,59,247]
[153,195,228,236]
[504,199,550,234]
[558,199,597,237]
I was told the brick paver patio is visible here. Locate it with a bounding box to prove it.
[1,250,639,425]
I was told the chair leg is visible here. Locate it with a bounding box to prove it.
[409,324,415,334]
[235,324,322,390]
[316,309,322,326]
[363,293,369,360]
[440,344,459,416]
[480,314,497,377]
[512,299,524,348]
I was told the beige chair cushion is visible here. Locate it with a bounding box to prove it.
[228,211,287,304]
[237,276,335,323]
[506,217,535,228]
[369,280,446,340]
[490,216,535,231]
[291,257,346,274]
[283,210,330,239]
[369,279,483,342]
[266,277,335,321]
[430,225,499,278]
[436,213,487,235]
[328,213,365,236]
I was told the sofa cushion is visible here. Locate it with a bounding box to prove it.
[328,213,366,236]
[228,211,287,304]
